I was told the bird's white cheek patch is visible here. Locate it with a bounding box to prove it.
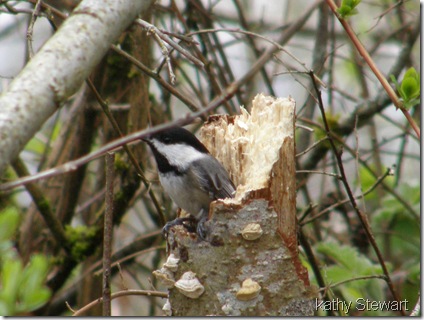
[152,141,206,169]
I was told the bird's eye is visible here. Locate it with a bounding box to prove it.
[163,136,171,143]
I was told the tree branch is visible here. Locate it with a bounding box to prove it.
[0,0,154,175]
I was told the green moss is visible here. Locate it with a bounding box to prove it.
[114,190,125,203]
[65,225,99,262]
[114,155,129,173]
[314,112,343,148]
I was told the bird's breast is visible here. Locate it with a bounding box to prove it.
[159,172,211,218]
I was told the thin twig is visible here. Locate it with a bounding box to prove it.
[2,2,31,14]
[309,70,406,315]
[94,245,165,276]
[295,124,314,132]
[319,274,387,291]
[65,301,75,313]
[102,153,114,316]
[393,120,412,187]
[296,170,341,179]
[72,289,168,316]
[296,136,328,157]
[27,0,68,20]
[26,0,42,59]
[140,21,176,84]
[116,263,128,291]
[135,19,203,67]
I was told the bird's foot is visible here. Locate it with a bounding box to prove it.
[196,216,209,241]
[162,216,197,238]
[162,216,210,242]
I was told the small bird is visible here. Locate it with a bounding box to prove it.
[143,126,236,239]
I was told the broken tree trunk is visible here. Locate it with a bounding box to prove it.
[154,94,316,316]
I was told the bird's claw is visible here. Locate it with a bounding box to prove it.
[196,217,209,241]
[162,216,197,238]
[162,216,209,241]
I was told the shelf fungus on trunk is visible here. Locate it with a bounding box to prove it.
[174,271,205,299]
[236,278,261,301]
[154,94,316,316]
[241,223,263,241]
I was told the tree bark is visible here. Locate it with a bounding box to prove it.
[154,94,316,316]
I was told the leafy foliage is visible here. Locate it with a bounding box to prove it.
[391,67,421,110]
[372,184,420,296]
[337,0,361,18]
[0,208,51,315]
[315,242,385,304]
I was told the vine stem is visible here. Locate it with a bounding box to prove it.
[325,0,420,139]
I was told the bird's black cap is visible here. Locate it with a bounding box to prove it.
[144,126,210,154]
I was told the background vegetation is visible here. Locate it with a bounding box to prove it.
[0,0,420,316]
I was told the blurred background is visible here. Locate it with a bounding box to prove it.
[0,0,420,316]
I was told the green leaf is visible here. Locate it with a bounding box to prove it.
[337,5,354,17]
[316,242,383,277]
[24,137,47,155]
[20,255,50,290]
[18,255,51,312]
[0,259,23,315]
[404,98,420,110]
[0,254,51,315]
[400,78,420,101]
[391,67,420,109]
[0,207,20,243]
[404,67,419,82]
[373,184,420,261]
[17,288,51,313]
[0,300,12,316]
[315,242,387,312]
[337,0,361,18]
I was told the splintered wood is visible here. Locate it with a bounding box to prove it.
[201,93,296,241]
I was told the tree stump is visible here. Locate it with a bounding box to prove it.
[154,94,316,316]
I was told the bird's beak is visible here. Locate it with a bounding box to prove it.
[141,135,151,142]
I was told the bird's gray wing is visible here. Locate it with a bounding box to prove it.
[191,158,236,200]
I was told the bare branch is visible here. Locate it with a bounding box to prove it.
[72,289,168,316]
[102,152,115,316]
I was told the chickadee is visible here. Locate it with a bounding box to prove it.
[143,126,236,239]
